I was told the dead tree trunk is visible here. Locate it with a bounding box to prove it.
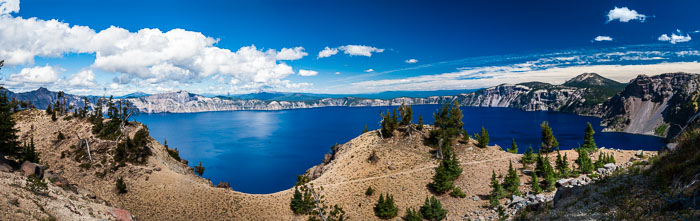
[74,132,92,162]
[308,185,327,221]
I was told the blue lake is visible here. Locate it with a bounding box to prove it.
[133,105,665,194]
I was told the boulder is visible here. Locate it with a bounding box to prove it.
[108,208,135,221]
[597,167,607,175]
[511,195,525,204]
[556,178,573,187]
[20,161,44,178]
[604,163,617,170]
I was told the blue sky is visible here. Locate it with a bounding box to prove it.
[0,0,699,95]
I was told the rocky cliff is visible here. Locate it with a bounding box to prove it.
[125,90,456,113]
[600,73,700,138]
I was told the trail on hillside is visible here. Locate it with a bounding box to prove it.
[316,155,519,188]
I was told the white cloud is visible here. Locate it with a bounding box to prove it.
[335,72,341,75]
[8,65,60,84]
[364,68,374,72]
[317,46,339,58]
[341,62,700,93]
[67,69,97,87]
[0,8,305,92]
[0,0,19,15]
[405,58,419,63]
[658,30,692,44]
[607,7,647,23]
[298,69,318,76]
[338,45,384,57]
[274,47,307,60]
[317,45,384,58]
[593,36,613,42]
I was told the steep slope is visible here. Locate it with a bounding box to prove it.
[600,73,700,138]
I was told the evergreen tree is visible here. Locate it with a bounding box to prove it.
[507,139,518,153]
[575,149,594,174]
[380,110,394,138]
[555,149,570,178]
[51,109,57,121]
[461,129,469,143]
[391,109,398,129]
[45,104,52,115]
[194,162,205,176]
[594,152,605,169]
[429,159,456,194]
[489,170,505,207]
[503,161,521,196]
[374,193,398,219]
[540,121,559,153]
[581,122,597,152]
[22,137,40,163]
[0,89,20,159]
[534,153,545,177]
[403,208,423,221]
[530,171,542,194]
[363,124,369,133]
[419,196,447,221]
[521,145,535,165]
[477,126,489,148]
[116,177,127,194]
[399,103,413,126]
[417,115,424,130]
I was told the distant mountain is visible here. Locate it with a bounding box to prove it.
[4,87,97,110]
[117,92,150,99]
[228,89,478,101]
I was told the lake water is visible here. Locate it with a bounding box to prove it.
[133,105,664,194]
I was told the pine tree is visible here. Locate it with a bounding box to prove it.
[45,104,52,115]
[194,162,205,176]
[116,177,127,194]
[530,171,542,194]
[403,207,423,221]
[503,161,521,196]
[417,115,424,130]
[477,126,489,148]
[594,152,605,169]
[0,89,20,159]
[581,122,597,152]
[507,139,518,153]
[380,110,394,138]
[489,170,505,207]
[51,108,57,121]
[22,137,40,163]
[374,193,398,219]
[540,121,559,153]
[555,149,570,178]
[535,153,545,177]
[543,163,556,192]
[419,196,447,221]
[399,103,413,126]
[363,124,369,133]
[575,149,594,174]
[461,129,469,143]
[391,109,398,129]
[522,145,535,165]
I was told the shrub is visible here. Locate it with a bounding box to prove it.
[368,150,379,163]
[507,139,518,153]
[194,162,205,176]
[521,145,535,165]
[417,115,424,130]
[363,124,369,133]
[419,196,447,221]
[57,131,65,140]
[290,186,313,215]
[404,207,423,221]
[114,128,152,164]
[25,175,48,195]
[116,177,127,194]
[365,186,375,196]
[450,186,466,198]
[374,193,398,219]
[167,148,181,161]
[477,126,489,148]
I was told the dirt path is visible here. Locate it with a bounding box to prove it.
[317,155,519,187]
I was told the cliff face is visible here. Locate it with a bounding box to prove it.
[126,90,457,113]
[600,73,700,138]
[456,83,589,112]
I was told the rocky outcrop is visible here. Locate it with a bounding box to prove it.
[600,73,700,138]
[456,83,588,112]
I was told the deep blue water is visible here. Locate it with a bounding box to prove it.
[133,105,664,194]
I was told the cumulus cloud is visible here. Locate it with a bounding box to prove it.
[0,4,307,92]
[298,69,318,76]
[338,45,384,57]
[0,0,19,15]
[7,65,60,85]
[405,58,419,63]
[317,46,339,58]
[658,30,692,44]
[593,36,613,42]
[364,68,374,72]
[335,72,340,75]
[607,7,647,23]
[67,69,97,87]
[274,47,308,60]
[317,45,384,58]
